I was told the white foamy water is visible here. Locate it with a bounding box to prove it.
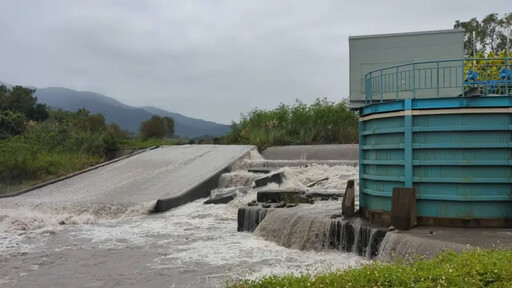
[0,157,363,287]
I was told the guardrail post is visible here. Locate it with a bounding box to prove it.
[396,67,399,100]
[461,59,465,97]
[484,59,488,96]
[364,76,368,105]
[380,70,383,102]
[436,62,440,97]
[506,58,510,96]
[412,63,416,99]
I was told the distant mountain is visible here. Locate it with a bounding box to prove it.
[1,82,230,138]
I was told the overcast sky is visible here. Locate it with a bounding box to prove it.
[0,1,507,124]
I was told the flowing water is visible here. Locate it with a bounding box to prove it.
[0,156,365,287]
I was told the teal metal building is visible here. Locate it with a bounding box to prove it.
[351,30,512,227]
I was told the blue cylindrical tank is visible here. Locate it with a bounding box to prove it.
[359,96,512,227]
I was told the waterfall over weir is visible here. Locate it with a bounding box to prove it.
[325,218,386,259]
[238,206,387,259]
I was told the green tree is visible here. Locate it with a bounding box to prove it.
[0,85,49,121]
[161,116,175,137]
[139,115,174,140]
[0,111,25,139]
[455,12,511,56]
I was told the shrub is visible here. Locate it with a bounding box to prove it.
[224,98,358,148]
[139,115,174,140]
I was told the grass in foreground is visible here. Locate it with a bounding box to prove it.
[227,249,512,288]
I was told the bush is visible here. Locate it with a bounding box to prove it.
[223,98,358,148]
[0,108,123,191]
[0,110,26,139]
[139,115,174,140]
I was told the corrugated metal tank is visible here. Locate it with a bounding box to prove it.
[359,96,512,227]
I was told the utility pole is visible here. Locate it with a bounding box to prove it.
[473,31,476,66]
[507,28,510,69]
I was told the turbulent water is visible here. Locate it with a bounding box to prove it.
[0,154,364,287]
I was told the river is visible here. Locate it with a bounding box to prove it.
[1,155,364,287]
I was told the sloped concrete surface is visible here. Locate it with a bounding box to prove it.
[2,145,254,208]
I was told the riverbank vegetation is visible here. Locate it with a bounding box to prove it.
[0,85,177,194]
[223,98,358,148]
[228,249,512,288]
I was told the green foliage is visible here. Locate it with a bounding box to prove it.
[0,85,49,122]
[464,51,512,81]
[228,249,512,288]
[139,115,175,140]
[0,106,125,192]
[455,13,512,56]
[0,135,102,187]
[223,98,358,148]
[142,115,173,139]
[0,110,25,139]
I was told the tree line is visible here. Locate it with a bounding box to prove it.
[455,12,512,56]
[0,85,175,192]
[223,98,358,148]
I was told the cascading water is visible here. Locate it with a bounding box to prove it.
[0,149,366,288]
[324,218,387,259]
[237,207,270,232]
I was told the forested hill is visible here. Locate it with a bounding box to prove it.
[0,82,230,138]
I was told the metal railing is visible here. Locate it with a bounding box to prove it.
[364,58,512,104]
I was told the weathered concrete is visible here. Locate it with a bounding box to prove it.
[247,167,275,174]
[238,205,387,259]
[1,145,255,213]
[203,192,236,205]
[256,190,307,203]
[261,144,359,160]
[238,159,358,169]
[254,172,284,188]
[203,187,249,205]
[391,187,417,230]
[342,180,355,216]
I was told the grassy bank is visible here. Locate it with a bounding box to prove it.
[228,249,512,288]
[223,98,358,148]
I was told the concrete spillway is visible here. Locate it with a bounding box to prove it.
[0,145,254,212]
[0,148,365,287]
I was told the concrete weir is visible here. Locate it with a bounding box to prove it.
[1,145,255,213]
[238,206,387,259]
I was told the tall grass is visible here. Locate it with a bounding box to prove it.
[228,249,512,288]
[224,98,358,148]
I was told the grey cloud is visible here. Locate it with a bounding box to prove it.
[0,0,507,123]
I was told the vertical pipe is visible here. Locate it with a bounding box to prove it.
[404,99,413,187]
[396,66,399,100]
[436,62,440,97]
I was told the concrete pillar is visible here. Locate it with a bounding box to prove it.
[391,187,417,230]
[342,180,355,216]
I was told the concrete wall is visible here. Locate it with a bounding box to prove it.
[349,29,464,107]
